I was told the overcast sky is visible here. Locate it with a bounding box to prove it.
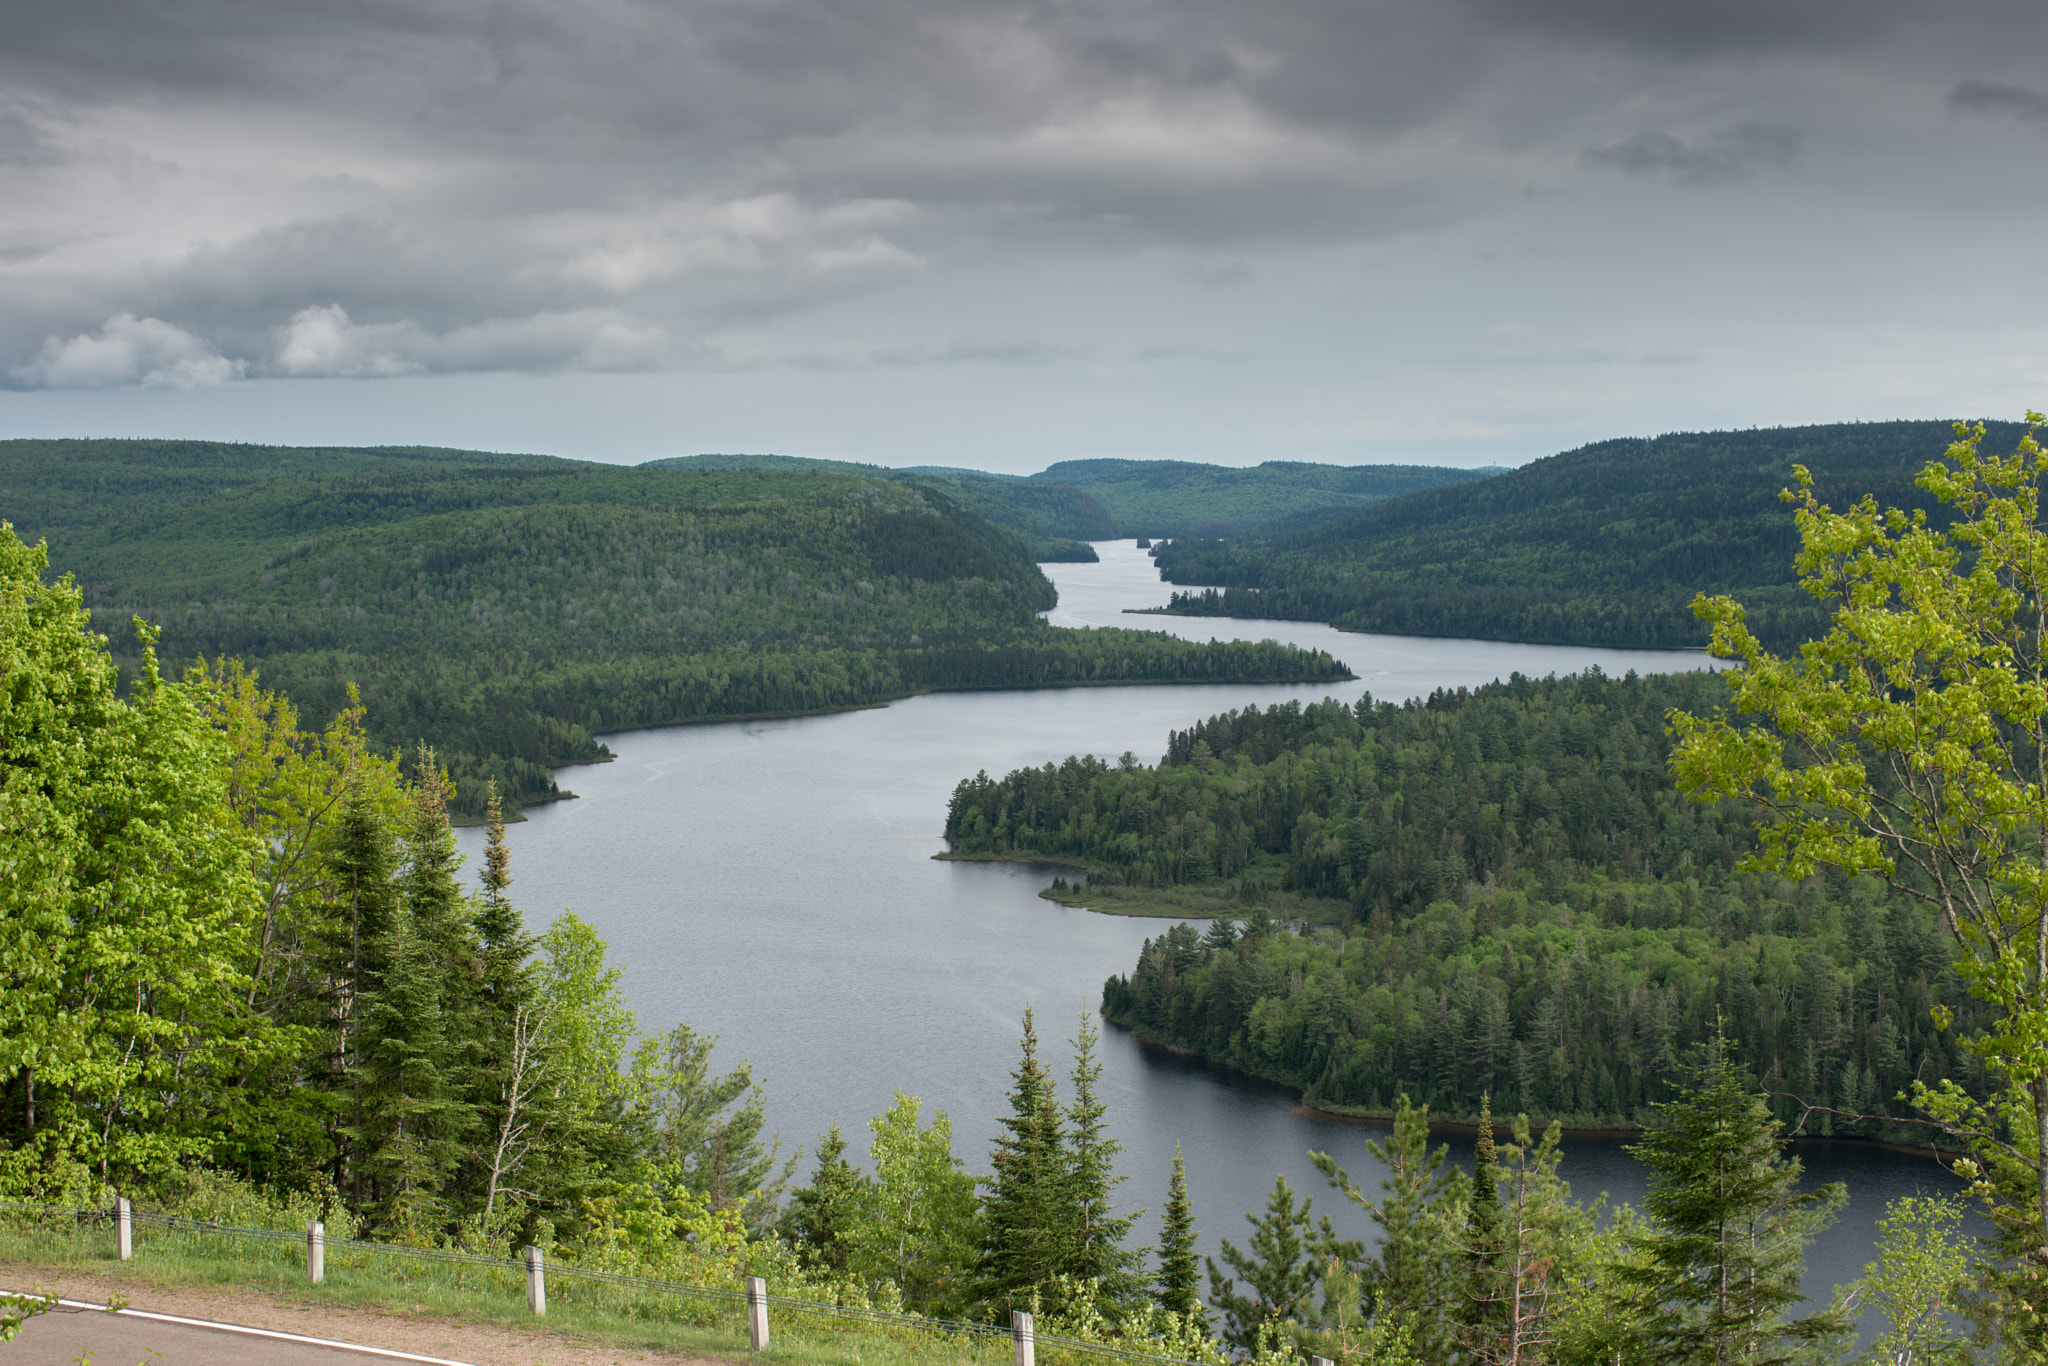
[1,0,2044,471]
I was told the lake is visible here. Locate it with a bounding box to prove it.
[457,539,1963,1329]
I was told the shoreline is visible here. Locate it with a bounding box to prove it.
[1117,1026,1962,1160]
[931,850,1349,921]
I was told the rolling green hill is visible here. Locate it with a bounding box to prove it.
[4,439,1351,815]
[647,452,1496,552]
[1151,419,2029,650]
[1022,458,1500,538]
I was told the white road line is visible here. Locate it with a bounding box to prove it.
[0,1290,482,1365]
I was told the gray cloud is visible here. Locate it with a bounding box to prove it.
[13,314,243,390]
[1,0,2044,398]
[1581,124,1801,185]
[1949,79,2048,127]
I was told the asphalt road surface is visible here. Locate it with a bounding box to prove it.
[4,1297,477,1365]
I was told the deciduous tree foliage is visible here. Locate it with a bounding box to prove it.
[1669,413,2048,1344]
[0,525,278,1184]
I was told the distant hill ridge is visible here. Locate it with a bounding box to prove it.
[1151,418,2031,651]
[646,450,1496,550]
[1,436,1350,815]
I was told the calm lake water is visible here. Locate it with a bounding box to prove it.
[458,540,1962,1330]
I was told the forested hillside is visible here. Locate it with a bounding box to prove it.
[1023,458,1499,538]
[1152,419,2031,650]
[5,457,2034,1361]
[652,452,1495,549]
[4,439,1349,814]
[945,672,1991,1139]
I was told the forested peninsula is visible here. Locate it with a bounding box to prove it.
[1151,419,2033,651]
[3,439,1349,815]
[945,671,1992,1142]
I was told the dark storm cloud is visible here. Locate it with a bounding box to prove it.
[1581,125,1801,186]
[4,0,2047,388]
[1949,79,2048,127]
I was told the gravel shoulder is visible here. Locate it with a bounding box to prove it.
[0,1259,738,1366]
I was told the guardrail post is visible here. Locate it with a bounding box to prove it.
[1012,1310,1034,1366]
[525,1245,547,1317]
[746,1276,770,1350]
[116,1197,131,1261]
[307,1220,324,1284]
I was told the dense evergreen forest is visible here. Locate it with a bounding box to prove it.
[944,672,1994,1141]
[3,439,1348,815]
[1151,420,2030,650]
[2,470,2033,1360]
[653,452,1495,545]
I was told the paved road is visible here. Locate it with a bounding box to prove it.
[4,1297,477,1365]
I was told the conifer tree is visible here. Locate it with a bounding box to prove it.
[783,1125,872,1277]
[1617,1038,1851,1364]
[978,1006,1068,1314]
[343,761,476,1231]
[1156,1144,1200,1317]
[322,785,402,1210]
[1206,1173,1353,1352]
[634,1021,793,1220]
[1459,1112,1587,1366]
[401,750,483,1055]
[1312,1095,1464,1362]
[466,779,540,1220]
[475,781,527,1003]
[1463,1094,1504,1339]
[1065,1011,1146,1308]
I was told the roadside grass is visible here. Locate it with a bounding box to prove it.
[0,1219,1016,1366]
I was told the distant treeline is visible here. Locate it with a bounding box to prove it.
[945,671,1992,1139]
[655,452,1496,546]
[1152,420,2030,651]
[6,440,1348,815]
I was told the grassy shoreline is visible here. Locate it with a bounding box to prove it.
[930,851,1351,921]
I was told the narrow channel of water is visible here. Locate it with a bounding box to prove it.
[457,541,1961,1332]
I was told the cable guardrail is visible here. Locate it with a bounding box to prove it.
[0,1198,1212,1366]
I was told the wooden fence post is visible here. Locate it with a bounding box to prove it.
[1012,1310,1034,1366]
[115,1197,131,1262]
[525,1245,547,1316]
[307,1221,324,1284]
[747,1276,770,1350]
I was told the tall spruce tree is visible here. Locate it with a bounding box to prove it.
[978,1006,1069,1315]
[467,779,540,1218]
[1618,1038,1851,1365]
[1463,1094,1505,1341]
[322,785,402,1211]
[475,781,527,1007]
[1156,1144,1200,1317]
[1065,1012,1146,1308]
[343,761,477,1231]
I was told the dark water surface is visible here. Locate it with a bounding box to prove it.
[457,541,1961,1330]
